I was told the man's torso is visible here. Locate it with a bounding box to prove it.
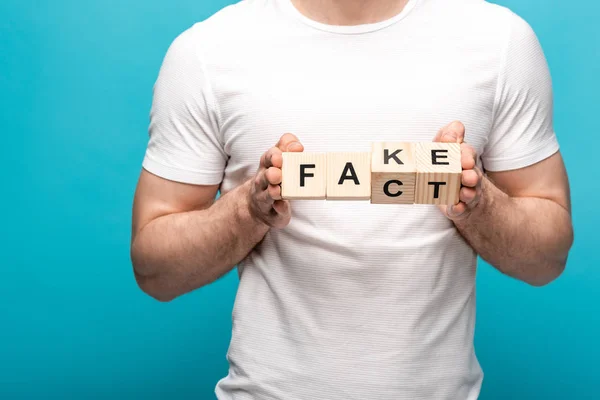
[188,0,514,398]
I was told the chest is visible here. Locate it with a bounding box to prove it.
[213,38,497,187]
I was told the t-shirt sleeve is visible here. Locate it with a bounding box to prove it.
[480,11,560,172]
[142,27,227,185]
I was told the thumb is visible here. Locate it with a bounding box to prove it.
[276,133,304,152]
[434,121,465,144]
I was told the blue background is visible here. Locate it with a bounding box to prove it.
[1,0,598,399]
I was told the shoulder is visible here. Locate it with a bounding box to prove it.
[153,2,271,105]
[170,0,273,56]
[423,0,535,43]
[440,0,523,25]
[416,0,542,71]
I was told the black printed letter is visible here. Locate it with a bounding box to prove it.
[338,163,360,185]
[428,181,446,198]
[300,164,315,187]
[431,150,449,165]
[384,149,403,165]
[383,180,403,197]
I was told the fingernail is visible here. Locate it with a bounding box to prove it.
[287,142,302,151]
[442,132,457,142]
[448,205,465,219]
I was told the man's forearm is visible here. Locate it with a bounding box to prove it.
[453,176,574,286]
[131,180,270,301]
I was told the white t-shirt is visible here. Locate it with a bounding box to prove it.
[142,0,559,398]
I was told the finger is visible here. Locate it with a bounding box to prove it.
[272,199,290,216]
[447,202,467,218]
[435,121,465,143]
[259,151,268,171]
[255,169,270,191]
[276,133,304,152]
[461,169,479,188]
[267,183,281,201]
[461,143,477,170]
[263,147,283,169]
[459,186,478,205]
[265,166,282,186]
[271,202,292,229]
[255,185,275,209]
[269,151,283,169]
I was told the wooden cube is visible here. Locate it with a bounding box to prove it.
[281,152,327,199]
[414,143,462,205]
[370,142,417,204]
[326,152,371,200]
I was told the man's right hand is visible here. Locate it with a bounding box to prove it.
[247,133,304,229]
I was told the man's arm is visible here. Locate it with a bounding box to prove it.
[435,11,575,286]
[130,173,266,302]
[130,134,303,302]
[456,153,572,286]
[436,123,574,287]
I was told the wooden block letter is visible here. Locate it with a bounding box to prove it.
[326,152,371,200]
[281,152,327,199]
[415,143,462,205]
[370,142,416,204]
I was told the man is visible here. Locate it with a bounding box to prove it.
[130,0,574,398]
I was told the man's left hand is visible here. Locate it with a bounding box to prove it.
[434,121,484,220]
